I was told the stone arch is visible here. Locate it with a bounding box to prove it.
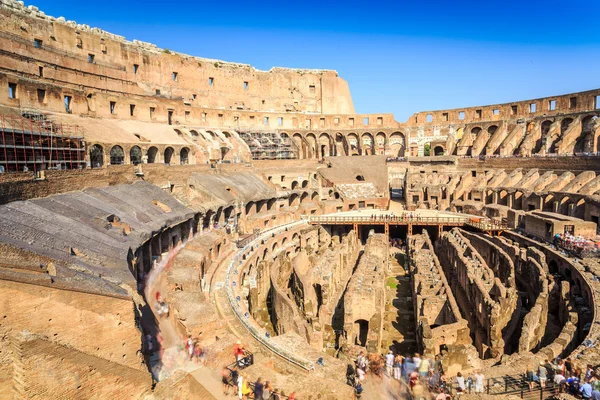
[245,201,255,215]
[89,144,104,168]
[389,132,405,157]
[164,147,174,165]
[180,147,190,165]
[487,125,498,135]
[347,133,360,155]
[470,126,483,138]
[375,132,386,155]
[311,191,319,201]
[293,133,306,159]
[301,180,309,188]
[292,232,299,242]
[433,145,445,156]
[561,118,574,134]
[291,181,299,190]
[289,193,300,206]
[147,146,158,164]
[575,115,597,153]
[130,145,142,165]
[305,133,317,159]
[318,133,333,158]
[300,192,309,203]
[109,145,124,165]
[361,132,374,155]
[282,237,288,246]
[272,242,279,252]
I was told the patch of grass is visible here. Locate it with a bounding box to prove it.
[386,277,398,289]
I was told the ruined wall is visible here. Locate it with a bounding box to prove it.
[407,232,471,363]
[343,233,387,353]
[0,280,145,371]
[435,228,518,359]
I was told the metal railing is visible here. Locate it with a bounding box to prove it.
[224,220,315,371]
[309,215,469,225]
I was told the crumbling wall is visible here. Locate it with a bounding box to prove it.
[408,231,472,365]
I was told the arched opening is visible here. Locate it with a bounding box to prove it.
[180,147,189,165]
[348,133,360,155]
[300,192,309,203]
[375,132,386,153]
[291,181,299,190]
[319,133,332,158]
[311,192,318,201]
[487,125,498,135]
[433,146,445,156]
[164,147,174,165]
[561,118,574,134]
[130,146,142,165]
[147,146,158,164]
[89,144,104,168]
[389,132,405,157]
[109,145,124,165]
[306,133,317,159]
[301,180,309,188]
[293,133,306,159]
[356,175,365,181]
[548,260,558,275]
[354,319,369,347]
[361,133,374,155]
[575,115,597,153]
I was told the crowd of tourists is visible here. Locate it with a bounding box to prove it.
[370,212,423,222]
[554,232,600,258]
[524,358,600,398]
[220,341,296,399]
[348,350,484,399]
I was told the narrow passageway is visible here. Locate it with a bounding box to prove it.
[382,248,417,357]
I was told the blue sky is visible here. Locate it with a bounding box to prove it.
[31,0,600,121]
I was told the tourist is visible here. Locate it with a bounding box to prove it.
[581,379,594,399]
[418,356,430,378]
[357,366,366,381]
[474,370,484,393]
[254,377,264,399]
[288,391,296,400]
[587,365,595,381]
[413,353,422,369]
[221,366,231,396]
[393,353,402,380]
[193,343,201,363]
[554,370,566,391]
[262,381,272,400]
[271,389,281,400]
[237,372,244,399]
[565,357,573,377]
[565,373,580,395]
[427,370,438,391]
[455,372,466,395]
[185,335,194,361]
[544,359,555,382]
[409,369,419,389]
[538,361,547,388]
[356,351,367,373]
[385,351,394,377]
[403,355,416,383]
[433,354,444,375]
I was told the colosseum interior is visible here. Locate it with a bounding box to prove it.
[1,1,600,399]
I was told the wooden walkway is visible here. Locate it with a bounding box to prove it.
[308,215,507,236]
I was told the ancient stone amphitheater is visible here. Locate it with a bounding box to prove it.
[1,1,600,399]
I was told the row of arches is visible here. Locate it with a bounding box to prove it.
[284,131,406,159]
[89,144,190,168]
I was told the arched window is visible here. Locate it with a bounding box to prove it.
[110,145,124,165]
[164,147,174,165]
[180,147,189,165]
[89,144,104,168]
[130,146,142,165]
[147,147,158,164]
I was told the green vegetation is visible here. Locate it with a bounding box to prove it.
[423,143,431,156]
[214,62,220,68]
[162,48,171,54]
[386,277,398,289]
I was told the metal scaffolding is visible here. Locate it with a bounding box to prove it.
[0,109,86,173]
[238,131,299,160]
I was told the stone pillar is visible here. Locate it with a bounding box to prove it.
[492,191,498,204]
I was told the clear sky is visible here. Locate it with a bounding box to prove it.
[30,0,600,121]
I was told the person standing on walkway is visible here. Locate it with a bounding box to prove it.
[253,377,264,400]
[385,351,394,377]
[393,354,402,380]
[474,370,485,393]
[539,362,548,388]
[221,366,231,396]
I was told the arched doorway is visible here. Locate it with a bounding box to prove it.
[89,144,104,168]
[130,146,142,165]
[180,147,189,165]
[433,146,445,156]
[164,147,174,165]
[109,145,124,165]
[147,146,158,163]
